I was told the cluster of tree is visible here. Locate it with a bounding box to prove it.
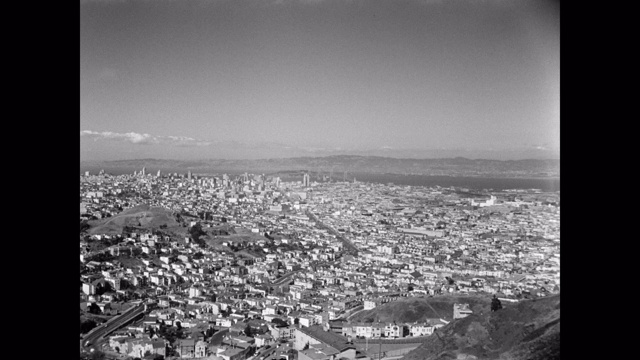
[96,281,115,296]
[156,323,185,345]
[205,327,216,338]
[491,295,503,312]
[80,220,92,233]
[198,211,214,220]
[82,350,107,360]
[117,190,139,199]
[270,318,288,327]
[86,252,115,263]
[88,302,102,314]
[101,236,124,247]
[227,244,242,252]
[246,346,256,357]
[122,225,140,237]
[80,318,98,334]
[189,223,208,247]
[180,209,198,218]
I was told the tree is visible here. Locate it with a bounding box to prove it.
[491,295,503,312]
[247,346,256,357]
[95,281,113,296]
[271,318,288,327]
[80,220,91,233]
[89,350,107,360]
[89,302,102,314]
[244,324,253,337]
[206,327,216,338]
[80,319,97,334]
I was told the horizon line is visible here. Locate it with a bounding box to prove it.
[80,155,560,162]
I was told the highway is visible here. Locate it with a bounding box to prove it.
[82,302,146,350]
[270,269,303,286]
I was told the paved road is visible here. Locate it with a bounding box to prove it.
[305,211,359,256]
[345,306,367,321]
[271,269,303,286]
[82,303,146,349]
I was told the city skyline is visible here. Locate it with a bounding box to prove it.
[81,0,560,161]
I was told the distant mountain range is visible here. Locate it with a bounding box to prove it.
[80,155,559,178]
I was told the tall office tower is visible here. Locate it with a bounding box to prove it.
[303,173,310,187]
[188,171,192,180]
[84,171,90,176]
[142,167,146,176]
[134,170,137,176]
[157,170,161,177]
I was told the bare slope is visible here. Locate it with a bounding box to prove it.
[88,204,179,235]
[401,294,560,360]
[350,295,491,323]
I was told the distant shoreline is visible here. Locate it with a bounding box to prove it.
[79,166,559,180]
[80,165,559,192]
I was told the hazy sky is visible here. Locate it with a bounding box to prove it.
[80,0,559,161]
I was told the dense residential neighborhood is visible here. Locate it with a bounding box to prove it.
[80,170,559,360]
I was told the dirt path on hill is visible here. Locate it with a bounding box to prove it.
[425,302,441,319]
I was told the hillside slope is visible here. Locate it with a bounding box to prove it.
[350,295,491,323]
[88,204,179,235]
[401,294,560,360]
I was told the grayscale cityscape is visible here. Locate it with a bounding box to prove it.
[80,1,560,360]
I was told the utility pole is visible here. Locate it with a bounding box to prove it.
[377,316,382,360]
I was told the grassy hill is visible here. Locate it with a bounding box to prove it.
[401,294,560,360]
[88,204,179,235]
[350,295,491,323]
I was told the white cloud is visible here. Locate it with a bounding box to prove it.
[80,130,211,146]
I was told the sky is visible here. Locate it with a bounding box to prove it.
[80,0,559,161]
